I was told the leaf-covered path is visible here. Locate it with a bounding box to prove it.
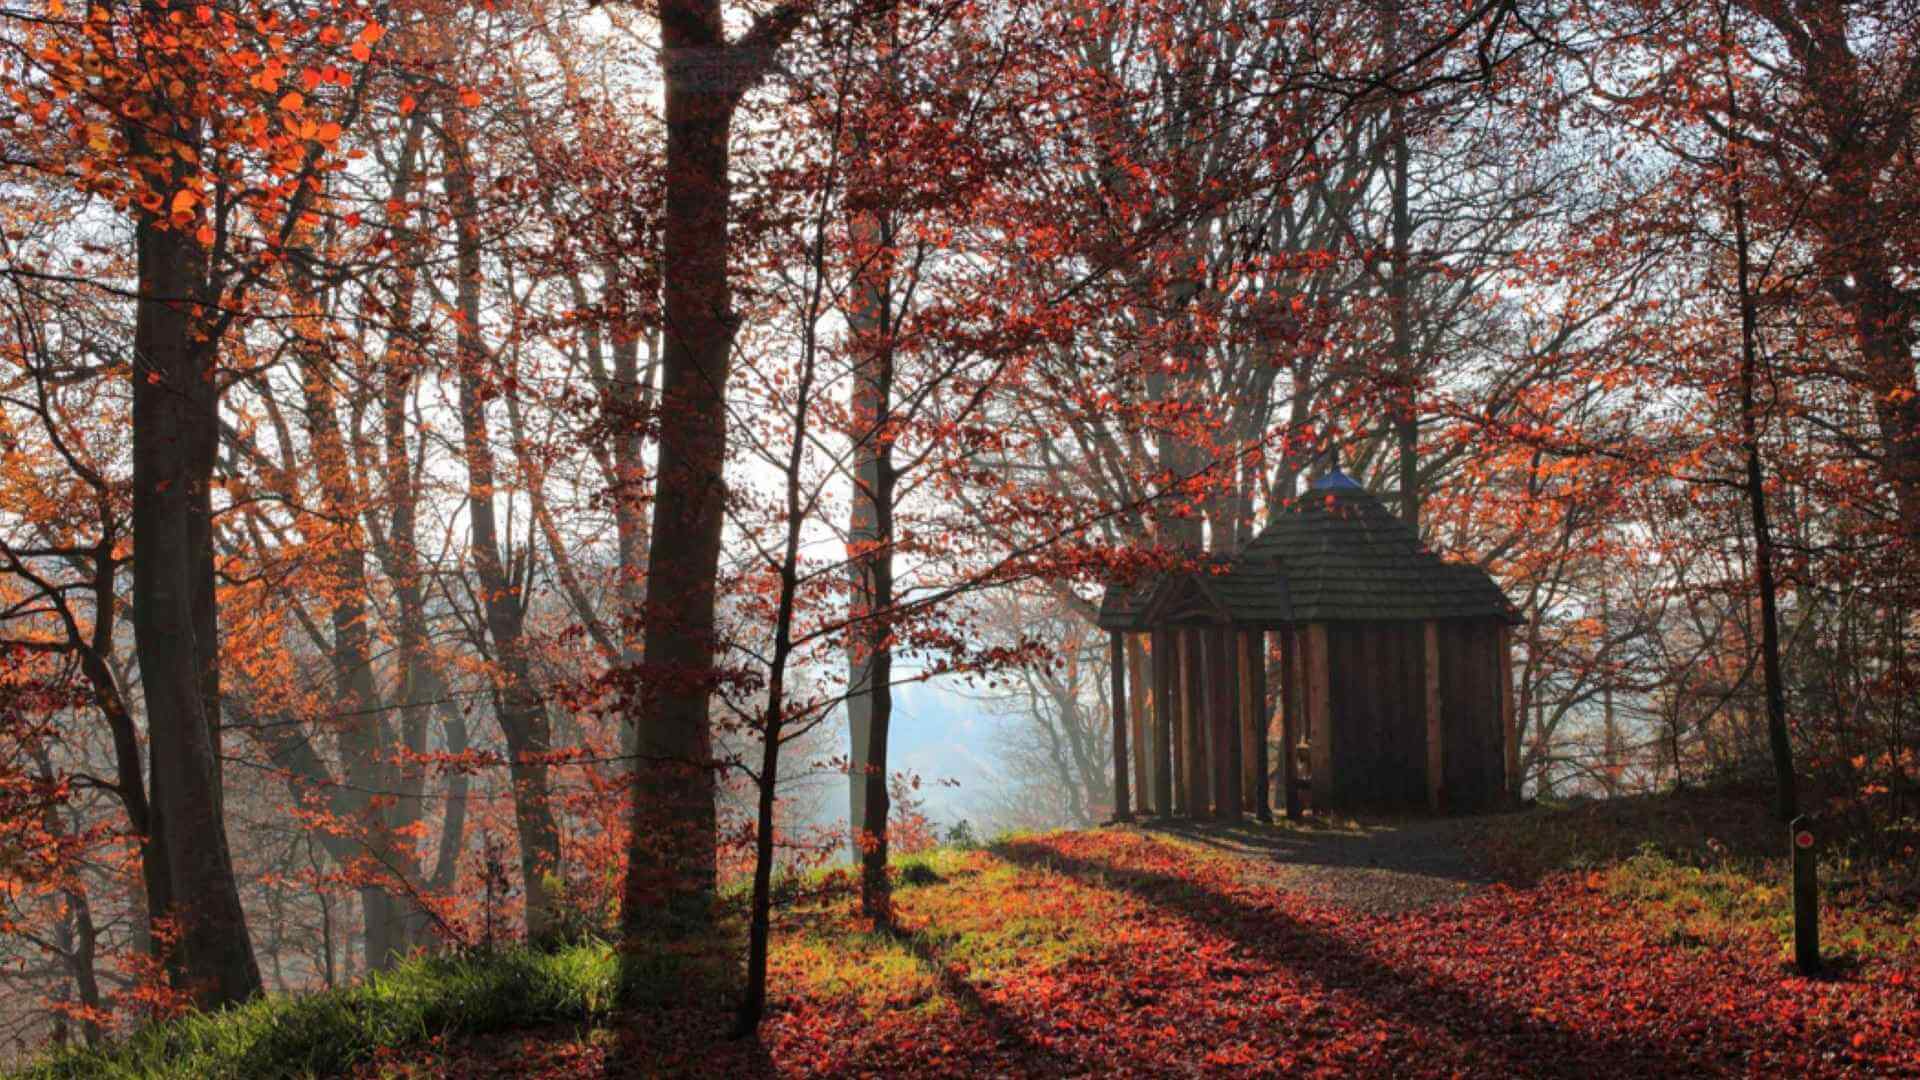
[1148,816,1497,915]
[402,826,1919,1078]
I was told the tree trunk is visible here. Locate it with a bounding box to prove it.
[1109,632,1131,820]
[296,294,412,968]
[838,80,902,909]
[373,112,437,951]
[739,276,820,1032]
[429,698,473,897]
[129,187,261,1009]
[611,328,653,771]
[855,468,897,919]
[1723,66,1797,821]
[623,0,740,931]
[71,539,174,964]
[445,112,566,943]
[1386,34,1419,533]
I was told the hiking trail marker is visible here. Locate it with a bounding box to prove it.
[1790,814,1820,976]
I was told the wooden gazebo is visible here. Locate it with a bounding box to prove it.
[1100,469,1523,821]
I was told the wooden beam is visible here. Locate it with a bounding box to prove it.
[1182,627,1209,817]
[1306,624,1333,812]
[1238,631,1256,810]
[1109,630,1131,821]
[1212,625,1241,820]
[1279,627,1301,820]
[1172,630,1190,816]
[1499,623,1518,802]
[1248,630,1270,822]
[1425,621,1443,813]
[1126,634,1151,813]
[1151,628,1174,817]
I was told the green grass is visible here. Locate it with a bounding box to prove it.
[1600,844,1920,965]
[1475,793,1920,966]
[13,944,623,1080]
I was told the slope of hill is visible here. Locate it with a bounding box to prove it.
[19,794,1918,1078]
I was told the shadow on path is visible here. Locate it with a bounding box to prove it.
[598,951,777,1078]
[878,911,1090,1075]
[994,835,1722,1077]
[1144,816,1502,914]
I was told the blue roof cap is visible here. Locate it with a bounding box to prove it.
[1311,467,1364,492]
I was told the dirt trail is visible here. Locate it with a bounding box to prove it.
[1147,816,1504,915]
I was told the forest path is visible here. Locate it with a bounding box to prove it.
[1144,813,1507,915]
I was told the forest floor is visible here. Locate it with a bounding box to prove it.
[1147,814,1495,914]
[376,794,1919,1079]
[24,795,1915,1078]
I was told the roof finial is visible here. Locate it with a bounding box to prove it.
[1312,443,1362,492]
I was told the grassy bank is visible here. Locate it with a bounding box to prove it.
[1472,792,1920,965]
[15,944,621,1080]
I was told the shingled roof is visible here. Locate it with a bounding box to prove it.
[1095,577,1155,630]
[1095,470,1521,629]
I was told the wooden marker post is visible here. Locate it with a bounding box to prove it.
[1790,815,1820,976]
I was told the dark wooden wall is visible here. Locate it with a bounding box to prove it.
[1315,618,1507,813]
[1436,619,1506,813]
[1320,623,1426,809]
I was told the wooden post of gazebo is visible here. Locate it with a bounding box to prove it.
[1151,627,1174,817]
[1211,625,1242,820]
[1109,630,1131,821]
[1182,628,1209,816]
[1500,624,1519,802]
[1246,630,1270,822]
[1424,621,1443,812]
[1306,623,1333,811]
[1127,637,1151,815]
[1167,626,1182,810]
[1237,631,1256,810]
[1278,627,1301,820]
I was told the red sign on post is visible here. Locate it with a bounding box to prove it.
[1794,830,1815,849]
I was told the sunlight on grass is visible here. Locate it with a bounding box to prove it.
[26,814,1904,1076]
[1601,846,1920,965]
[1470,795,1918,968]
[773,929,939,1013]
[13,944,620,1080]
[765,841,1101,1017]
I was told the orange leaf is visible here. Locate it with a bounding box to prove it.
[458,87,481,107]
[398,94,416,116]
[279,91,304,113]
[351,41,371,63]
